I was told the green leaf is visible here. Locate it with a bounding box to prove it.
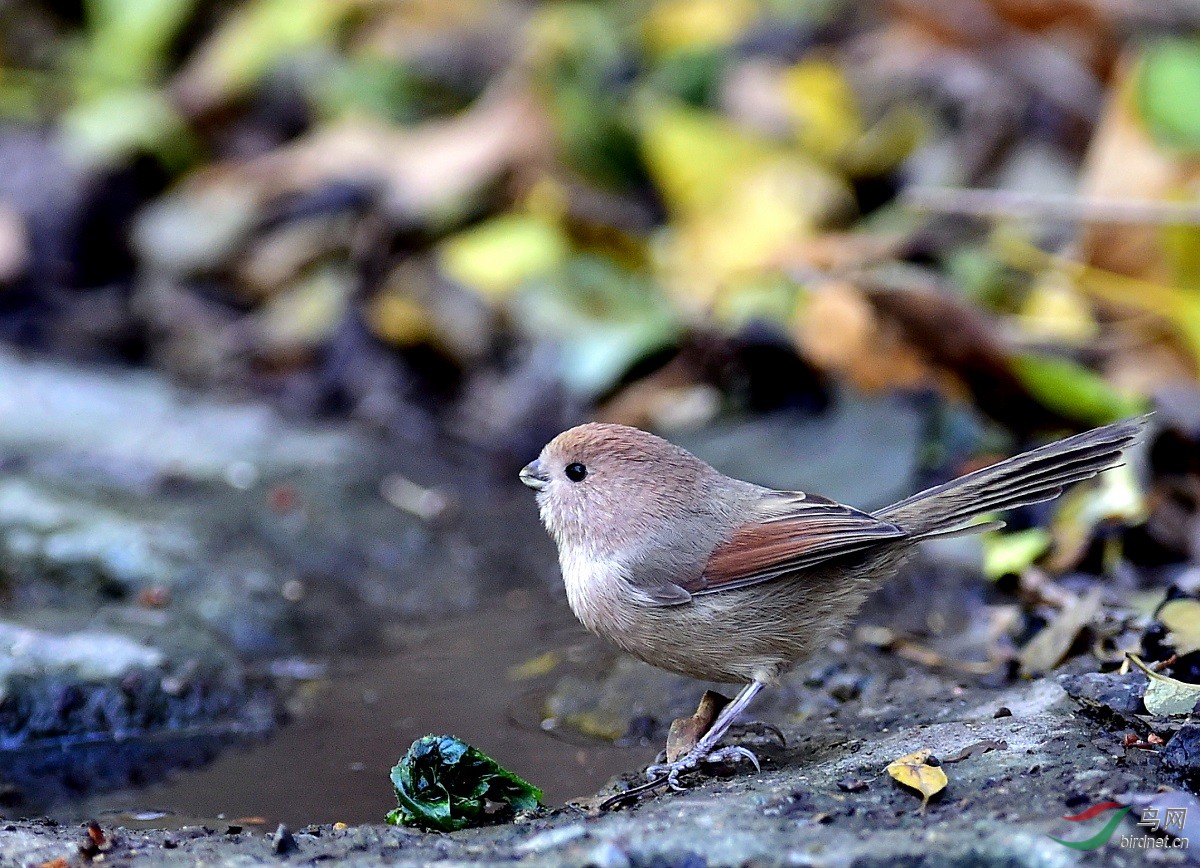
[440,214,571,301]
[982,527,1051,580]
[387,735,542,832]
[1010,353,1147,427]
[1136,38,1200,153]
[79,0,197,89]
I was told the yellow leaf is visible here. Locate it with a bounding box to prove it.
[174,0,359,110]
[507,651,561,681]
[1159,599,1200,657]
[367,292,434,347]
[639,101,775,218]
[1017,276,1099,344]
[257,265,351,349]
[1128,653,1200,717]
[781,59,863,163]
[642,0,758,56]
[439,215,570,301]
[886,749,948,809]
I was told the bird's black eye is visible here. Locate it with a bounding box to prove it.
[565,462,588,482]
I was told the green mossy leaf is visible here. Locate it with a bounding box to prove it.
[387,735,542,832]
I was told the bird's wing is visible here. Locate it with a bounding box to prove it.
[685,492,908,596]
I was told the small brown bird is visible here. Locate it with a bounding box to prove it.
[519,416,1145,787]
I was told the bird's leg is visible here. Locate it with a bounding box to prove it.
[646,680,767,789]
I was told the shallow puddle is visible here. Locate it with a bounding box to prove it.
[52,592,650,828]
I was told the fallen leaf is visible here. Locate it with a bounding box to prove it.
[1010,352,1147,427]
[666,690,729,763]
[440,214,570,301]
[982,527,1052,580]
[1128,653,1200,717]
[1018,586,1103,677]
[941,740,1008,764]
[1159,598,1200,657]
[885,748,947,810]
[507,651,561,681]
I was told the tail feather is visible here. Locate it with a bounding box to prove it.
[876,416,1148,538]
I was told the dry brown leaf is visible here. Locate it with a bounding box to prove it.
[1077,50,1200,282]
[666,690,729,763]
[941,739,1008,764]
[793,282,932,393]
[885,748,948,810]
[1018,586,1103,677]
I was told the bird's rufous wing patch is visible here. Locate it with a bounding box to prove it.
[689,493,907,595]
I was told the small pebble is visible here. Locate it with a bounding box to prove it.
[993,706,1013,718]
[272,823,299,856]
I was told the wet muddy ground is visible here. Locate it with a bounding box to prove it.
[55,599,648,828]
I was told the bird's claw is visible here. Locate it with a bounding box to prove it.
[728,721,786,747]
[645,744,761,789]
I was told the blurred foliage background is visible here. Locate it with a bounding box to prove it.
[1,0,1199,464]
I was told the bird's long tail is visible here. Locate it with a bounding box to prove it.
[875,416,1149,539]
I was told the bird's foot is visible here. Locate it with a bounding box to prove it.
[646,744,760,790]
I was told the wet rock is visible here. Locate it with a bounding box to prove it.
[1058,670,1148,716]
[0,615,276,810]
[1163,724,1200,772]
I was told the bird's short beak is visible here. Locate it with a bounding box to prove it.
[519,459,549,491]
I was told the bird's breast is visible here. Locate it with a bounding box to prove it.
[558,546,643,641]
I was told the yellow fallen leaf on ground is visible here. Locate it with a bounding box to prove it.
[886,748,947,810]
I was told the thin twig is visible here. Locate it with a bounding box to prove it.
[904,187,1200,226]
[598,775,670,811]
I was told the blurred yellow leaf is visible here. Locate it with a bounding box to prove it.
[174,0,360,111]
[257,265,351,350]
[367,292,435,347]
[781,59,863,163]
[1047,463,1145,572]
[642,101,851,302]
[507,651,561,681]
[1016,277,1099,344]
[440,214,570,301]
[998,231,1200,376]
[639,101,775,217]
[1158,599,1200,657]
[885,749,947,809]
[61,87,194,168]
[642,0,758,56]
